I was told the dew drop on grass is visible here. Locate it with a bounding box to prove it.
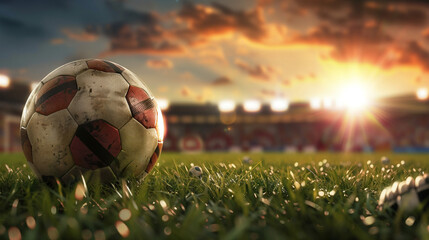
[294,181,301,190]
[115,221,130,238]
[405,217,415,226]
[164,227,172,236]
[8,227,21,240]
[51,206,57,215]
[160,200,167,209]
[67,218,78,229]
[119,209,132,221]
[26,216,36,229]
[363,216,375,226]
[94,230,106,240]
[47,227,59,240]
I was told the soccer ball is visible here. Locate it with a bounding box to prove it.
[242,156,253,164]
[189,166,203,178]
[20,59,164,185]
[381,156,390,165]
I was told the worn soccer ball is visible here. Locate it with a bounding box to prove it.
[242,156,253,164]
[381,156,390,165]
[189,166,203,178]
[20,59,164,185]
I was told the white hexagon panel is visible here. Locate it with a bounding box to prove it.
[112,118,158,177]
[26,109,78,178]
[121,69,153,95]
[41,60,88,84]
[68,69,131,128]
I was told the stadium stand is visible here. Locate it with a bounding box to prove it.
[1,82,428,153]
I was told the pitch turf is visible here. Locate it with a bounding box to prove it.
[0,153,428,240]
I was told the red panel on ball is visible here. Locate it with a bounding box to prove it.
[70,120,121,170]
[20,128,33,163]
[126,86,157,128]
[35,75,77,115]
[87,59,124,73]
[145,142,163,173]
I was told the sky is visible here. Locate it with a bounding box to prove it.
[1,0,429,104]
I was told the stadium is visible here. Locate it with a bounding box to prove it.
[1,0,429,239]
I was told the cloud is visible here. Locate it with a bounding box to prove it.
[99,22,185,56]
[397,41,429,71]
[180,86,193,97]
[175,2,269,44]
[422,28,429,40]
[235,59,276,81]
[211,76,233,86]
[146,59,174,69]
[291,23,397,68]
[195,45,227,64]
[84,3,187,56]
[62,28,98,42]
[278,0,428,27]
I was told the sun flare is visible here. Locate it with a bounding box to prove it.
[339,82,372,113]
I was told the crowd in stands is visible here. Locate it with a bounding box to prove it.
[164,114,429,152]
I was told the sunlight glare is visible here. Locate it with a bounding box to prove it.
[339,83,371,112]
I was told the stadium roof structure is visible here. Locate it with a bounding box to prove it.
[165,97,429,125]
[0,80,31,115]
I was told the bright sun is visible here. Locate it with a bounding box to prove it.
[339,82,371,113]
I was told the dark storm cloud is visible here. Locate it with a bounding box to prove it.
[174,2,268,45]
[262,0,429,72]
[98,1,274,55]
[293,23,395,67]
[93,2,185,56]
[397,41,429,71]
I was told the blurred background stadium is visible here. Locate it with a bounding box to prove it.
[1,0,429,154]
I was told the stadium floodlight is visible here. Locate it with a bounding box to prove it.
[0,74,10,88]
[416,88,428,101]
[218,100,236,112]
[270,98,289,112]
[243,99,261,112]
[310,98,322,110]
[323,97,334,109]
[157,98,170,111]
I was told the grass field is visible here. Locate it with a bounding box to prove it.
[0,152,428,240]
